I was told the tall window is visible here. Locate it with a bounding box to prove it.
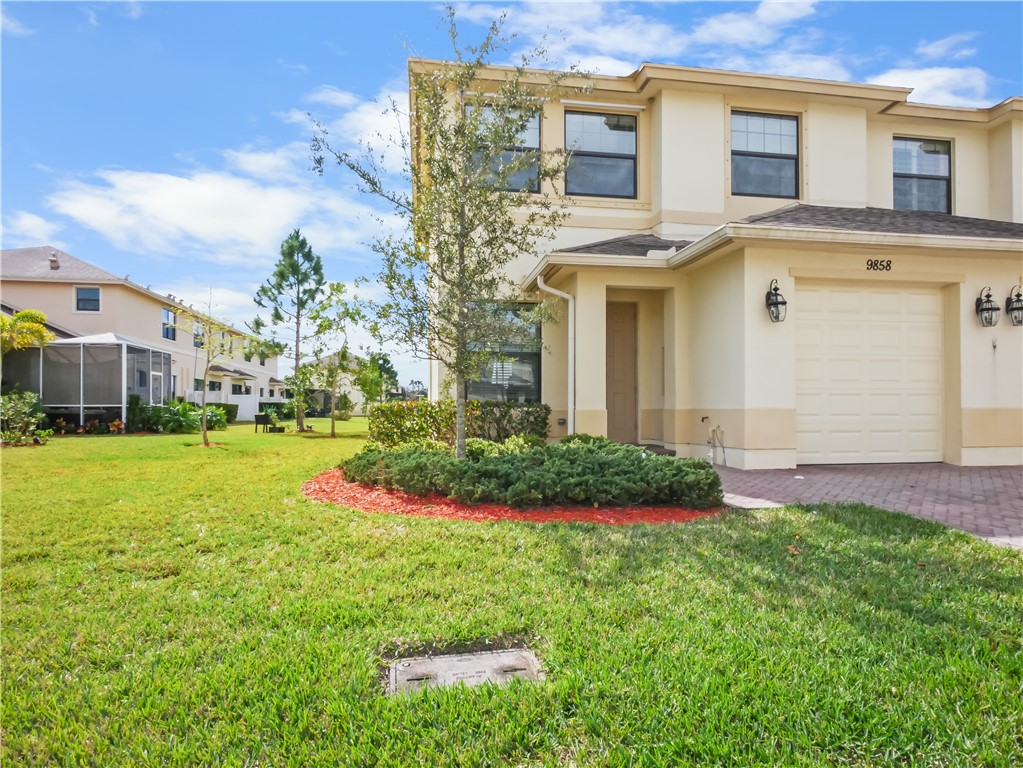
[731,111,799,198]
[893,137,951,213]
[194,378,203,391]
[162,308,176,341]
[565,111,637,198]
[193,324,204,348]
[75,286,100,312]
[208,380,222,392]
[466,305,542,404]
[231,383,245,395]
[481,106,540,193]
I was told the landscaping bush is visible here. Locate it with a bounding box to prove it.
[220,403,239,423]
[369,399,550,447]
[342,436,723,509]
[333,392,355,421]
[0,390,52,445]
[126,394,158,433]
[202,405,228,430]
[155,401,201,434]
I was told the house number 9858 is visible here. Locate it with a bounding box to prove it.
[866,259,892,271]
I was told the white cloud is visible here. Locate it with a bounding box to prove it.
[46,165,391,269]
[224,141,310,180]
[915,32,978,61]
[305,85,361,109]
[1,9,34,36]
[124,2,143,21]
[690,1,816,49]
[871,66,993,107]
[712,51,850,82]
[2,211,65,248]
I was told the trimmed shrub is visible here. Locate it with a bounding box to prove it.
[1,390,52,445]
[369,399,550,447]
[220,403,239,423]
[342,438,723,510]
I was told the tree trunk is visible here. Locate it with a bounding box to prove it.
[454,369,466,459]
[294,322,304,431]
[200,371,210,448]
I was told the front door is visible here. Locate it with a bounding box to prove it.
[606,302,638,443]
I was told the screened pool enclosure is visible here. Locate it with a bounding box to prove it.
[1,333,173,425]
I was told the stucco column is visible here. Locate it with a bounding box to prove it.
[573,274,607,436]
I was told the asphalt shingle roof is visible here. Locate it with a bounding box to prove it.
[559,234,693,256]
[1,246,123,281]
[741,204,1023,240]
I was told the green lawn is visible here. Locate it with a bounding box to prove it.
[3,421,1021,767]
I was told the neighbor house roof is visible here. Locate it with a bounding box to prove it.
[741,204,1023,240]
[209,364,255,379]
[1,247,121,282]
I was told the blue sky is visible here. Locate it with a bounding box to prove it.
[3,1,1021,382]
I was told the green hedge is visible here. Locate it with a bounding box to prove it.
[342,435,722,509]
[368,399,551,447]
[221,403,239,423]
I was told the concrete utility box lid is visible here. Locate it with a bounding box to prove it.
[386,648,544,694]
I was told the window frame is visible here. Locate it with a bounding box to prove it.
[480,106,542,194]
[207,380,222,392]
[161,307,177,341]
[892,136,952,214]
[193,378,203,392]
[465,302,543,404]
[564,110,638,200]
[74,285,101,313]
[730,110,800,200]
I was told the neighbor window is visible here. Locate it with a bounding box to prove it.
[231,383,244,395]
[731,111,799,198]
[75,286,100,312]
[893,137,951,213]
[269,388,275,397]
[193,378,203,391]
[162,308,176,341]
[466,304,542,404]
[479,106,541,193]
[208,381,221,392]
[260,387,265,398]
[193,326,204,348]
[565,111,637,198]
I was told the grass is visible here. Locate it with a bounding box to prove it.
[2,419,1021,766]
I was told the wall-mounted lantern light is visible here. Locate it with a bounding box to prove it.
[1006,285,1023,327]
[765,279,787,323]
[975,287,1000,327]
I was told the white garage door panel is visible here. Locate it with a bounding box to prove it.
[796,283,943,464]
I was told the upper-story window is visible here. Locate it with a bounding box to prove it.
[893,137,951,213]
[75,286,101,312]
[731,111,799,198]
[162,308,177,341]
[565,111,637,198]
[480,106,541,193]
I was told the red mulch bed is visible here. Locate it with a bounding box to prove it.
[302,468,721,526]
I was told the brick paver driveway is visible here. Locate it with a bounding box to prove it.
[716,463,1023,549]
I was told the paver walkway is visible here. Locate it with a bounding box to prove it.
[715,463,1023,549]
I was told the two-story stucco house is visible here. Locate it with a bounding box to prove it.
[417,60,1023,469]
[0,246,287,423]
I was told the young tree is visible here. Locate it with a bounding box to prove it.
[0,309,56,356]
[251,229,326,431]
[352,357,386,411]
[179,296,241,448]
[311,7,570,456]
[308,281,364,437]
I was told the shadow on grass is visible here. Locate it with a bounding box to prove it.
[541,503,1022,649]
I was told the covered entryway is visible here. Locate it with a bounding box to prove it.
[606,302,638,443]
[795,282,943,463]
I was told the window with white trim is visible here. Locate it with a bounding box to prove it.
[162,308,177,341]
[75,286,101,312]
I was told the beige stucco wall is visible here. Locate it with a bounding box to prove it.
[988,119,1023,223]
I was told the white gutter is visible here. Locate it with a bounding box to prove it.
[536,274,575,436]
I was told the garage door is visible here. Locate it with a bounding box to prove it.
[795,283,943,464]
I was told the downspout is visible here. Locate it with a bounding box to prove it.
[536,274,575,435]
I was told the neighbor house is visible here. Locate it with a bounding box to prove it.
[0,246,287,423]
[415,60,1023,468]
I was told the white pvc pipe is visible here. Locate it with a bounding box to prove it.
[536,274,575,435]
